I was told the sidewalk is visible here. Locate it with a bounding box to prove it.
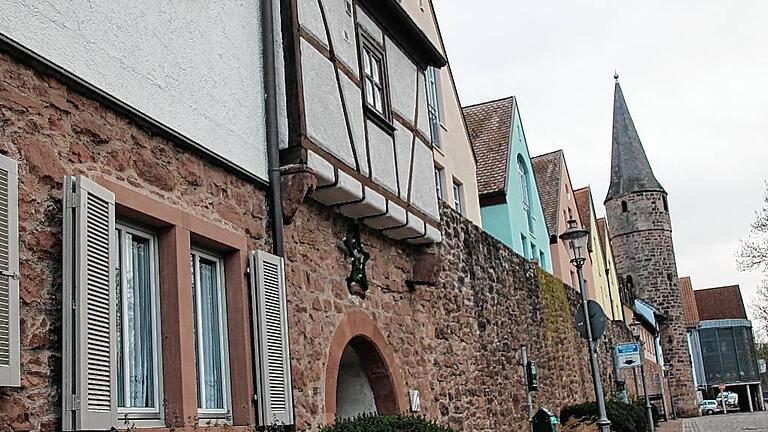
[658,419,683,432]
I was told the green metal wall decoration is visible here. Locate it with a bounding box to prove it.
[342,222,370,297]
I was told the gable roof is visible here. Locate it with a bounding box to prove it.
[694,285,748,321]
[531,150,564,237]
[574,187,594,250]
[462,96,515,198]
[677,276,700,328]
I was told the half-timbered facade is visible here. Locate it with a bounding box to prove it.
[281,0,447,244]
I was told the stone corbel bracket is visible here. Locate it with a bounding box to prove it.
[280,164,318,225]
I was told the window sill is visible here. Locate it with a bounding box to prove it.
[117,417,166,430]
[364,105,396,135]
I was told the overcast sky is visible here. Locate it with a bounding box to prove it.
[434,0,768,321]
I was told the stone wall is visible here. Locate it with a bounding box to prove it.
[0,51,270,431]
[285,199,639,431]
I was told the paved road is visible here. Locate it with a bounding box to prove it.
[684,411,768,431]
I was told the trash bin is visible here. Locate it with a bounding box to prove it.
[532,407,559,432]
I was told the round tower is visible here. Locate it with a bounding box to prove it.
[604,78,699,417]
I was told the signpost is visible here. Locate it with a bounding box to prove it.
[615,342,642,369]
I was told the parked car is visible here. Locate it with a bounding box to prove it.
[699,400,722,415]
[716,391,739,408]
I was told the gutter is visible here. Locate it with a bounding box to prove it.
[262,0,285,257]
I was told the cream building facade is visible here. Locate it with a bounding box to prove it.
[400,0,482,226]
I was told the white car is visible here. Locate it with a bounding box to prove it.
[699,400,723,415]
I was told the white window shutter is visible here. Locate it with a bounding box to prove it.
[249,250,294,426]
[0,155,19,387]
[62,176,117,431]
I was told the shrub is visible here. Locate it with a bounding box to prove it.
[318,413,455,432]
[560,400,648,432]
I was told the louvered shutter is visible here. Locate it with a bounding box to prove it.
[0,155,19,387]
[249,250,294,426]
[62,176,117,431]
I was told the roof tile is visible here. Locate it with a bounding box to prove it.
[462,97,514,197]
[531,150,563,237]
[693,285,747,321]
[677,277,700,327]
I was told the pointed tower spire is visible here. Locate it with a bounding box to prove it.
[605,79,664,202]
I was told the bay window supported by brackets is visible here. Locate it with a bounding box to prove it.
[60,175,294,430]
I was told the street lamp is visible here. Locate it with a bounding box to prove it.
[630,318,655,432]
[560,219,611,432]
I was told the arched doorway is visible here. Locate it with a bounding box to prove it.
[324,310,407,423]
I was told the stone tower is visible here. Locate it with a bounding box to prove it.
[604,79,699,417]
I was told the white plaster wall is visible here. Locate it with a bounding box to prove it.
[355,7,383,44]
[367,121,398,194]
[298,0,328,48]
[0,0,271,179]
[394,123,413,199]
[410,140,440,219]
[300,39,356,168]
[386,38,417,123]
[319,0,358,76]
[336,346,377,420]
[339,74,368,176]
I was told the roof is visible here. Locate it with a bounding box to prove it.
[677,276,700,328]
[605,80,665,202]
[694,285,748,321]
[531,150,564,237]
[574,187,594,251]
[463,96,515,198]
[596,217,609,259]
[358,0,446,68]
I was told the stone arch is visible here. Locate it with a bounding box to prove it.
[324,310,407,423]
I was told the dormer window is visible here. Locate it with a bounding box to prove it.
[360,37,389,120]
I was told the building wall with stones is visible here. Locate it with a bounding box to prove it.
[0,50,271,431]
[606,191,699,417]
[285,199,638,431]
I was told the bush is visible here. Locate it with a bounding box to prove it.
[560,400,648,432]
[318,413,455,432]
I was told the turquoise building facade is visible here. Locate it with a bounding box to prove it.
[463,97,552,271]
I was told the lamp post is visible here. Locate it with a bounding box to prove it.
[560,219,611,432]
[630,318,655,432]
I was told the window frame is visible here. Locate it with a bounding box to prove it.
[115,222,164,425]
[434,165,444,201]
[191,248,232,420]
[425,66,441,147]
[452,179,464,215]
[358,30,392,128]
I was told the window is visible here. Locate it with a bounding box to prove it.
[621,201,628,213]
[567,207,573,220]
[115,224,162,418]
[361,39,388,119]
[531,243,537,261]
[662,195,669,212]
[191,249,231,417]
[521,234,529,258]
[539,250,546,267]
[452,179,464,215]
[435,166,444,201]
[425,67,441,147]
[517,156,534,234]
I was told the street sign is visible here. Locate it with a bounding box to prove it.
[575,300,607,341]
[615,342,641,369]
